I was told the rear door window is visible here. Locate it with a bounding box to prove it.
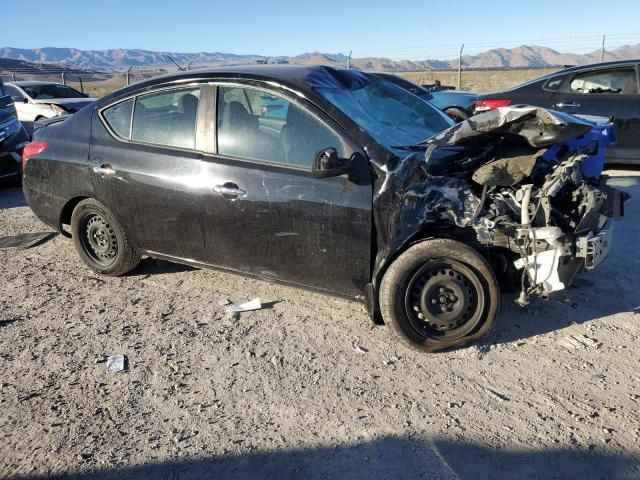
[570,67,638,95]
[131,87,201,149]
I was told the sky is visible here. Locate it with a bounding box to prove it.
[2,0,640,59]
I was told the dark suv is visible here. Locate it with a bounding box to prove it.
[0,78,18,118]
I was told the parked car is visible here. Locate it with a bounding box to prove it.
[0,78,18,117]
[474,60,640,164]
[4,81,95,123]
[22,66,625,352]
[0,108,29,185]
[371,72,477,122]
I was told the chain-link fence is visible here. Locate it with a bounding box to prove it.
[2,33,639,97]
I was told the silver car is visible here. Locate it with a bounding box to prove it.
[4,81,95,123]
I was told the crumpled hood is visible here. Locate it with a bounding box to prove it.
[32,97,95,111]
[428,105,594,149]
[371,105,617,285]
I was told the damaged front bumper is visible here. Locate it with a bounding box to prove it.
[373,105,628,308]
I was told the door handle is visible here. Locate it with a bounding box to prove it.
[92,164,116,176]
[554,102,581,109]
[214,183,247,199]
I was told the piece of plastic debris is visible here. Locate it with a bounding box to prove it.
[106,355,127,373]
[558,334,601,351]
[352,341,368,354]
[217,298,231,306]
[225,298,262,313]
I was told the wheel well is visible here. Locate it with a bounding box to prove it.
[59,196,89,238]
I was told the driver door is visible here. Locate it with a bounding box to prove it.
[198,84,373,296]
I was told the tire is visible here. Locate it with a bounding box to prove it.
[444,107,469,123]
[379,239,500,352]
[70,198,141,276]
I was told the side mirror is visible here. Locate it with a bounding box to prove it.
[312,147,354,179]
[12,96,27,103]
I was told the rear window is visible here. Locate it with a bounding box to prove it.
[543,76,564,91]
[103,99,134,139]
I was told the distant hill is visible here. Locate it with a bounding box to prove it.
[1,44,639,72]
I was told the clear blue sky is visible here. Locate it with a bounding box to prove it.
[2,0,640,58]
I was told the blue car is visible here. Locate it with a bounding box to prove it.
[371,72,477,122]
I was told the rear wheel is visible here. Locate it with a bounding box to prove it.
[71,199,141,276]
[379,239,500,352]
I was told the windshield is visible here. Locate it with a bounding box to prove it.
[21,84,85,100]
[316,78,452,149]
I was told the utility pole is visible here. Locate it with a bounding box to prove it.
[347,50,352,69]
[600,35,606,62]
[457,43,464,90]
[126,66,133,86]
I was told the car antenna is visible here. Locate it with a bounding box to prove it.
[166,55,186,72]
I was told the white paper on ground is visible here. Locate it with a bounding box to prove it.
[225,298,262,313]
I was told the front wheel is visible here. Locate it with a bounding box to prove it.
[71,198,141,276]
[379,239,500,352]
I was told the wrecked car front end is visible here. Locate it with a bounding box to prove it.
[374,106,626,308]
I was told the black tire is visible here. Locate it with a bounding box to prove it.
[380,239,500,352]
[71,198,141,276]
[444,107,469,123]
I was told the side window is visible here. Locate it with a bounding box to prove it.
[543,76,564,91]
[217,86,346,168]
[570,68,638,95]
[103,98,134,139]
[132,87,201,149]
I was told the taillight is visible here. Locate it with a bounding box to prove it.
[21,141,48,171]
[473,99,512,113]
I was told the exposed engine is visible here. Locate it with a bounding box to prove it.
[372,105,627,307]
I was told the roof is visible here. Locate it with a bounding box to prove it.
[106,64,376,103]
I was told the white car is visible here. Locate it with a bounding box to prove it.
[4,81,95,123]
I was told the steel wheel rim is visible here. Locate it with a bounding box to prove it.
[404,259,485,340]
[79,213,118,266]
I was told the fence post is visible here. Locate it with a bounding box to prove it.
[347,50,352,69]
[457,43,464,90]
[61,72,66,85]
[600,35,606,62]
[126,66,133,86]
[11,73,16,82]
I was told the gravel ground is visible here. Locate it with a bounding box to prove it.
[1,170,640,480]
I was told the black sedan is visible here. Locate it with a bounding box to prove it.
[475,60,640,164]
[0,109,29,185]
[22,66,625,352]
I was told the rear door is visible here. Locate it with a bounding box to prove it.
[198,83,373,296]
[550,64,640,162]
[90,85,208,261]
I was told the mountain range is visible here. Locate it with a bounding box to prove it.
[1,44,639,72]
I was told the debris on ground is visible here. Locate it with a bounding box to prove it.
[225,298,262,313]
[217,298,231,306]
[558,334,602,351]
[0,232,56,250]
[105,355,127,373]
[351,340,368,354]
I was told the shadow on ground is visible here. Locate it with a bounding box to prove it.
[17,436,639,480]
[0,186,26,209]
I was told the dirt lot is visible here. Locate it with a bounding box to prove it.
[1,170,640,480]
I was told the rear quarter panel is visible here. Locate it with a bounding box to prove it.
[23,108,95,229]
